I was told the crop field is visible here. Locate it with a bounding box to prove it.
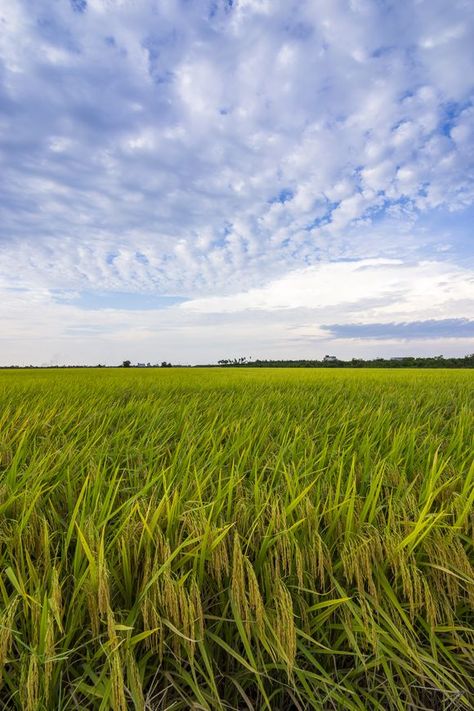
[0,368,473,710]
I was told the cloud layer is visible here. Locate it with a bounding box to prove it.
[0,0,473,362]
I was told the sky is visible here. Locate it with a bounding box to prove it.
[0,0,473,365]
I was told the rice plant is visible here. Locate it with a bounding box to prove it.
[0,368,473,709]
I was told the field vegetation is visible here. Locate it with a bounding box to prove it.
[0,368,473,710]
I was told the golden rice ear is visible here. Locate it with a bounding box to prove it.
[294,545,304,588]
[143,598,164,660]
[97,560,110,618]
[50,567,63,632]
[411,564,423,622]
[274,580,296,674]
[190,579,204,640]
[86,581,100,639]
[110,648,127,711]
[422,578,437,630]
[176,584,192,656]
[231,534,247,621]
[44,608,55,702]
[244,557,265,633]
[126,649,145,710]
[106,604,118,648]
[20,652,39,711]
[359,597,378,652]
[41,516,51,575]
[0,596,18,675]
[209,533,230,585]
[449,538,474,607]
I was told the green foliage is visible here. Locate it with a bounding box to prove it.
[216,354,474,368]
[0,368,473,709]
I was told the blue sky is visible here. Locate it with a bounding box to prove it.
[0,0,473,365]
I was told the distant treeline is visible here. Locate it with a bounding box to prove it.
[216,354,474,368]
[1,354,474,369]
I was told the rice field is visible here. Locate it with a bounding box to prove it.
[0,367,473,710]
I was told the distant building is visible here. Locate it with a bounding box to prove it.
[137,362,146,368]
[323,355,337,362]
[390,357,412,361]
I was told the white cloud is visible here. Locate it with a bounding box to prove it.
[0,256,472,366]
[182,258,474,321]
[0,0,473,361]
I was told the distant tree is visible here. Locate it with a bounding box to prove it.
[122,360,131,368]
